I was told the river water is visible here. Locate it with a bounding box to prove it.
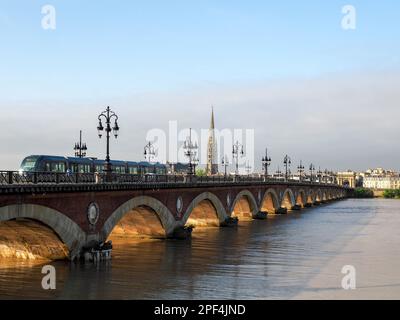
[0,199,399,300]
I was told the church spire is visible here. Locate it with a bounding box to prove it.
[210,105,215,130]
[207,106,218,175]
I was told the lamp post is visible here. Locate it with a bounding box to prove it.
[144,141,156,163]
[283,155,291,181]
[262,148,271,180]
[97,106,119,175]
[221,155,229,177]
[183,128,198,176]
[317,167,323,183]
[73,130,87,158]
[309,164,315,183]
[297,160,305,182]
[232,141,244,175]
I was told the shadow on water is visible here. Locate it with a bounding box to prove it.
[0,199,387,299]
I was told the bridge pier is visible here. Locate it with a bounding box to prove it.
[291,205,302,211]
[220,216,239,227]
[274,207,288,215]
[304,203,313,208]
[254,211,268,220]
[169,226,193,240]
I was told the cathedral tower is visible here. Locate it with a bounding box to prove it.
[206,106,218,175]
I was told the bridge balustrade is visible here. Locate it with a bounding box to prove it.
[0,170,341,188]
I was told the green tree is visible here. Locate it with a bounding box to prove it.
[353,187,374,198]
[383,189,400,199]
[196,168,207,177]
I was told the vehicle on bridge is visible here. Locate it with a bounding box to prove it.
[19,155,170,175]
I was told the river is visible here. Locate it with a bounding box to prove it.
[0,199,399,300]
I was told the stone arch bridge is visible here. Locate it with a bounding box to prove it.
[0,176,349,260]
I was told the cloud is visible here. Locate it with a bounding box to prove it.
[1,70,399,172]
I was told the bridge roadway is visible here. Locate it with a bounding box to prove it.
[0,171,350,260]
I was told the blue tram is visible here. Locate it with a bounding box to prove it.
[19,155,168,175]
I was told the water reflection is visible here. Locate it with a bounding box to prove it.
[0,199,394,299]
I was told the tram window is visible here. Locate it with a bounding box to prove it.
[50,162,65,172]
[114,166,124,173]
[129,167,138,174]
[20,157,38,172]
[95,165,103,173]
[156,168,165,175]
[78,164,90,173]
[45,163,51,172]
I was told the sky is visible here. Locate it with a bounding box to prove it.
[0,0,399,171]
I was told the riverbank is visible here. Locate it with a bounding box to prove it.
[294,199,400,299]
[373,190,385,198]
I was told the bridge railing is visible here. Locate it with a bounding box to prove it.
[0,170,342,187]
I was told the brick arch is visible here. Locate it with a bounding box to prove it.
[307,190,315,204]
[0,204,86,260]
[182,192,227,226]
[296,189,307,207]
[230,190,258,219]
[260,188,280,212]
[101,196,177,241]
[315,189,323,202]
[281,188,296,209]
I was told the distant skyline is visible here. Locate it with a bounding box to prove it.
[0,1,399,171]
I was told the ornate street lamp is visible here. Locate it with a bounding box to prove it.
[232,141,244,175]
[283,155,291,181]
[144,141,156,163]
[183,128,198,175]
[317,167,323,183]
[73,130,87,158]
[297,160,305,182]
[97,106,119,175]
[309,163,316,182]
[262,148,271,179]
